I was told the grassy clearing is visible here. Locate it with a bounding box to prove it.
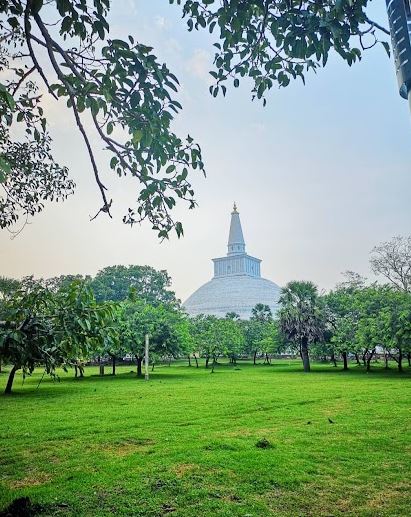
[0,360,410,516]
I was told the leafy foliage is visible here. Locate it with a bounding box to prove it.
[0,114,74,230]
[0,276,20,299]
[118,299,187,374]
[171,0,389,103]
[0,1,389,233]
[0,0,204,236]
[326,282,411,371]
[90,265,177,305]
[0,279,116,393]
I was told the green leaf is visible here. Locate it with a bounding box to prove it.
[7,17,19,29]
[56,0,70,16]
[132,130,143,144]
[61,16,72,33]
[0,156,11,183]
[110,157,118,170]
[0,83,16,111]
[381,41,391,58]
[31,0,44,15]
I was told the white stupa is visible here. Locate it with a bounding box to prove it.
[183,204,281,319]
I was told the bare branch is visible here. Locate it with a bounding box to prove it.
[33,12,112,218]
[24,4,57,100]
[364,16,390,36]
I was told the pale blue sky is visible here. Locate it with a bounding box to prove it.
[1,0,410,301]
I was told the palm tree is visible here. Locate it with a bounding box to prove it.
[251,303,273,323]
[278,281,325,372]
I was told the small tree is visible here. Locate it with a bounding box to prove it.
[326,284,362,371]
[190,315,224,369]
[220,317,245,365]
[0,280,115,394]
[119,300,156,376]
[244,304,274,365]
[379,290,411,372]
[260,321,282,364]
[119,299,186,375]
[175,317,196,367]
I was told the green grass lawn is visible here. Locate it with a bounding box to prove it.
[0,360,410,516]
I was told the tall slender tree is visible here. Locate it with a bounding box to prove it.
[278,281,325,372]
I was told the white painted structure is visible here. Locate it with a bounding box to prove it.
[184,204,281,319]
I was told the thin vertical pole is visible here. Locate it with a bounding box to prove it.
[144,334,149,381]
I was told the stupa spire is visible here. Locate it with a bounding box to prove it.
[227,203,245,255]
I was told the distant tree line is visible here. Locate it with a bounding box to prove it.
[0,236,410,394]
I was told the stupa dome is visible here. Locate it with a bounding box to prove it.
[183,204,281,319]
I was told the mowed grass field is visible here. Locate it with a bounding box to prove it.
[0,361,410,516]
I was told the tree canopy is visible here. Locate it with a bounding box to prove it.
[0,0,389,234]
[90,265,178,305]
[0,0,204,236]
[173,0,389,102]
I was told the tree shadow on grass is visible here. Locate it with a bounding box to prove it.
[0,367,206,398]
[2,360,409,398]
[70,370,200,382]
[258,363,411,379]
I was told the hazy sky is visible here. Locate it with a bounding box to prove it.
[1,1,410,301]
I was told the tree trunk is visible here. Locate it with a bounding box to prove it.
[98,356,104,376]
[79,365,84,378]
[111,355,116,376]
[5,365,19,395]
[151,361,155,371]
[136,356,143,377]
[355,353,360,365]
[384,352,389,369]
[74,364,78,378]
[205,356,209,369]
[398,348,403,372]
[187,355,191,367]
[342,351,348,371]
[331,352,337,367]
[366,349,375,372]
[194,355,199,368]
[301,337,310,372]
[211,356,217,373]
[0,357,2,373]
[253,349,257,365]
[407,352,411,367]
